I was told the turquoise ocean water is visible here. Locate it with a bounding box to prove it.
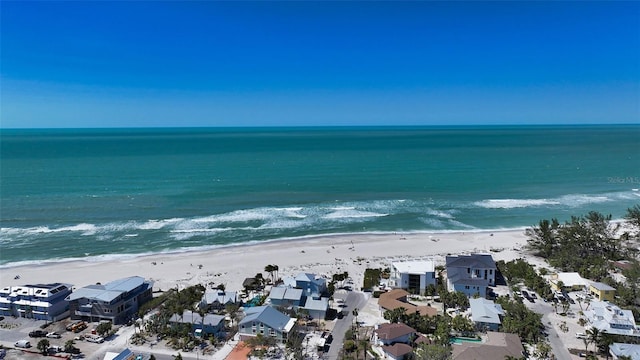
[1,126,639,266]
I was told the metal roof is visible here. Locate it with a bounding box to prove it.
[104,276,145,292]
[202,290,237,305]
[470,298,504,325]
[268,286,303,302]
[239,306,293,332]
[302,297,328,312]
[170,310,225,327]
[66,276,149,303]
[589,281,615,291]
[268,286,287,300]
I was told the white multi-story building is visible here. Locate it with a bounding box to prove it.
[389,260,436,295]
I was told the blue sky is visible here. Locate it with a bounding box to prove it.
[1,1,639,128]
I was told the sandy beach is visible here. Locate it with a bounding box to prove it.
[0,229,530,292]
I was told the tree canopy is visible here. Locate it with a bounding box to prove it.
[525,210,629,279]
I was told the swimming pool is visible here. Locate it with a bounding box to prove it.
[450,337,482,345]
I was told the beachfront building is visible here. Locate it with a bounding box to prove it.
[283,273,327,297]
[609,343,640,360]
[452,332,524,360]
[373,323,416,346]
[268,285,329,320]
[66,276,153,324]
[199,290,238,312]
[269,287,304,308]
[169,310,225,337]
[0,283,72,321]
[268,272,330,320]
[549,272,587,292]
[388,260,436,295]
[586,301,640,337]
[469,298,504,331]
[378,289,438,317]
[589,281,616,302]
[238,306,296,343]
[445,254,496,298]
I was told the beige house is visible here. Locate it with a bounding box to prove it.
[588,281,616,302]
[549,272,587,292]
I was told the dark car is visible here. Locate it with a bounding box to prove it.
[29,330,47,338]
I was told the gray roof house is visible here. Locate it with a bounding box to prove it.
[239,306,296,343]
[170,310,225,337]
[301,297,329,320]
[269,274,330,320]
[269,286,304,307]
[469,298,504,331]
[283,273,327,297]
[446,254,496,298]
[200,290,237,311]
[66,276,153,324]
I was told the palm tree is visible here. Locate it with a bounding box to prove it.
[352,308,360,360]
[255,272,265,286]
[37,339,50,355]
[586,327,601,354]
[264,264,279,284]
[582,337,590,355]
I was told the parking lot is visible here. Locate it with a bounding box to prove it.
[0,316,120,357]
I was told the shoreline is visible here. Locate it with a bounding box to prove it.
[0,227,530,269]
[0,228,530,293]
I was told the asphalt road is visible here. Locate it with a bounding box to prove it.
[326,290,368,360]
[527,299,573,360]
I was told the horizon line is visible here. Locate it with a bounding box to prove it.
[2,123,639,131]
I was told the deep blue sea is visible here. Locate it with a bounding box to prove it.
[1,126,639,266]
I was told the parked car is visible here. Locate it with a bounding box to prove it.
[576,332,587,339]
[46,332,61,339]
[86,334,104,343]
[48,345,63,354]
[28,330,47,338]
[15,340,31,348]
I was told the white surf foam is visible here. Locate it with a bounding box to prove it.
[324,209,388,219]
[426,209,455,219]
[474,199,560,209]
[556,194,611,207]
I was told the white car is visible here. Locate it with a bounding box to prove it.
[86,335,104,343]
[46,332,61,339]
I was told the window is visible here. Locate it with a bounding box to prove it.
[465,286,469,290]
[489,269,493,275]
